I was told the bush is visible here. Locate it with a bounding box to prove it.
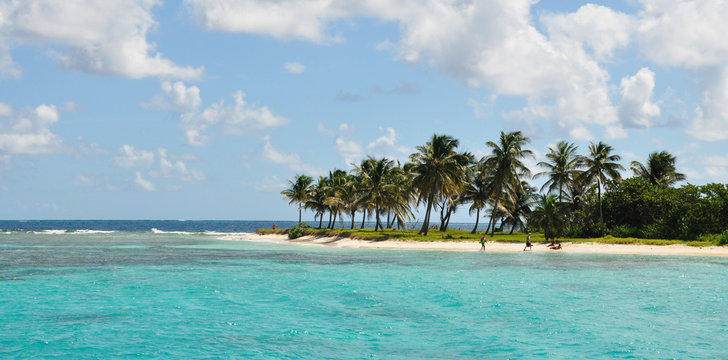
[288,223,311,239]
[719,229,728,246]
[609,225,640,238]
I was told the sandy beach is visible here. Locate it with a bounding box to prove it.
[239,233,728,257]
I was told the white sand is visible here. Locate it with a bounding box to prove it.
[239,233,728,257]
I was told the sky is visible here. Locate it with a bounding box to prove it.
[1,0,727,221]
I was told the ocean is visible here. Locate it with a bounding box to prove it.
[1,220,726,359]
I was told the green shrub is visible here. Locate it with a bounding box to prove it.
[288,223,311,239]
[609,225,640,238]
[719,229,728,246]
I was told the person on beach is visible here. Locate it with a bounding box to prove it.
[479,234,487,251]
[523,232,532,251]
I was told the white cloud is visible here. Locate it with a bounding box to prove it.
[317,122,334,136]
[543,4,633,61]
[569,126,593,141]
[0,103,64,155]
[150,148,205,182]
[114,145,155,168]
[146,81,202,112]
[605,125,628,140]
[0,0,202,79]
[635,0,728,141]
[619,68,660,128]
[134,171,156,192]
[184,0,347,44]
[180,90,288,146]
[115,145,204,183]
[284,62,306,74]
[366,127,411,161]
[335,136,364,167]
[254,175,286,192]
[262,135,322,175]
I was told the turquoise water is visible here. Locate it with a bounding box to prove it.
[2,229,727,359]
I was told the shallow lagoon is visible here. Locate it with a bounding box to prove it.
[1,230,727,359]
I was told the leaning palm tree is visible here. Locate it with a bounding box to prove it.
[630,151,686,188]
[281,174,313,224]
[501,180,537,234]
[353,157,395,231]
[462,162,494,233]
[409,134,470,235]
[528,194,563,240]
[481,131,533,236]
[536,140,582,202]
[305,176,329,228]
[580,141,624,236]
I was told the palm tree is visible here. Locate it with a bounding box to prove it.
[462,162,493,233]
[501,180,536,234]
[630,151,686,187]
[353,157,395,231]
[580,141,624,236]
[281,174,313,224]
[324,169,348,229]
[536,141,582,202]
[305,176,329,228]
[482,131,533,236]
[409,134,470,235]
[529,194,563,240]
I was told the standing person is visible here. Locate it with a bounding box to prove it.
[479,234,487,251]
[523,232,532,251]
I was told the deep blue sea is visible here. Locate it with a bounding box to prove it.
[1,220,727,359]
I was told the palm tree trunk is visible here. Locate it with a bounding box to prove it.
[360,208,367,229]
[598,179,604,236]
[419,192,435,235]
[509,221,515,234]
[298,203,302,224]
[350,210,356,229]
[489,193,502,236]
[386,211,392,229]
[318,212,323,229]
[327,211,332,229]
[471,207,481,233]
[331,212,337,229]
[375,200,382,231]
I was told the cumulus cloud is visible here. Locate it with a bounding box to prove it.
[114,145,204,183]
[145,81,202,112]
[114,145,155,168]
[0,103,64,155]
[146,82,288,146]
[636,0,728,140]
[284,62,306,74]
[135,171,156,192]
[367,127,410,160]
[254,175,286,192]
[618,68,660,128]
[0,0,202,79]
[262,135,322,175]
[569,126,593,142]
[335,136,364,167]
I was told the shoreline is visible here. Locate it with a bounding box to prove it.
[241,233,728,257]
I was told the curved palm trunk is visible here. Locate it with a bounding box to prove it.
[331,212,337,229]
[327,211,332,229]
[350,210,356,229]
[598,179,604,236]
[386,211,392,229]
[318,212,323,229]
[471,207,481,233]
[360,208,367,229]
[419,192,435,235]
[489,192,502,236]
[375,199,382,231]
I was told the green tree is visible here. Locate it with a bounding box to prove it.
[630,151,686,188]
[354,157,395,231]
[529,194,563,239]
[536,140,582,202]
[281,174,313,224]
[462,162,494,233]
[580,141,624,236]
[306,176,329,228]
[482,131,533,236]
[501,181,537,234]
[409,134,470,235]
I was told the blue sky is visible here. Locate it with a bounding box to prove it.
[1,0,727,221]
